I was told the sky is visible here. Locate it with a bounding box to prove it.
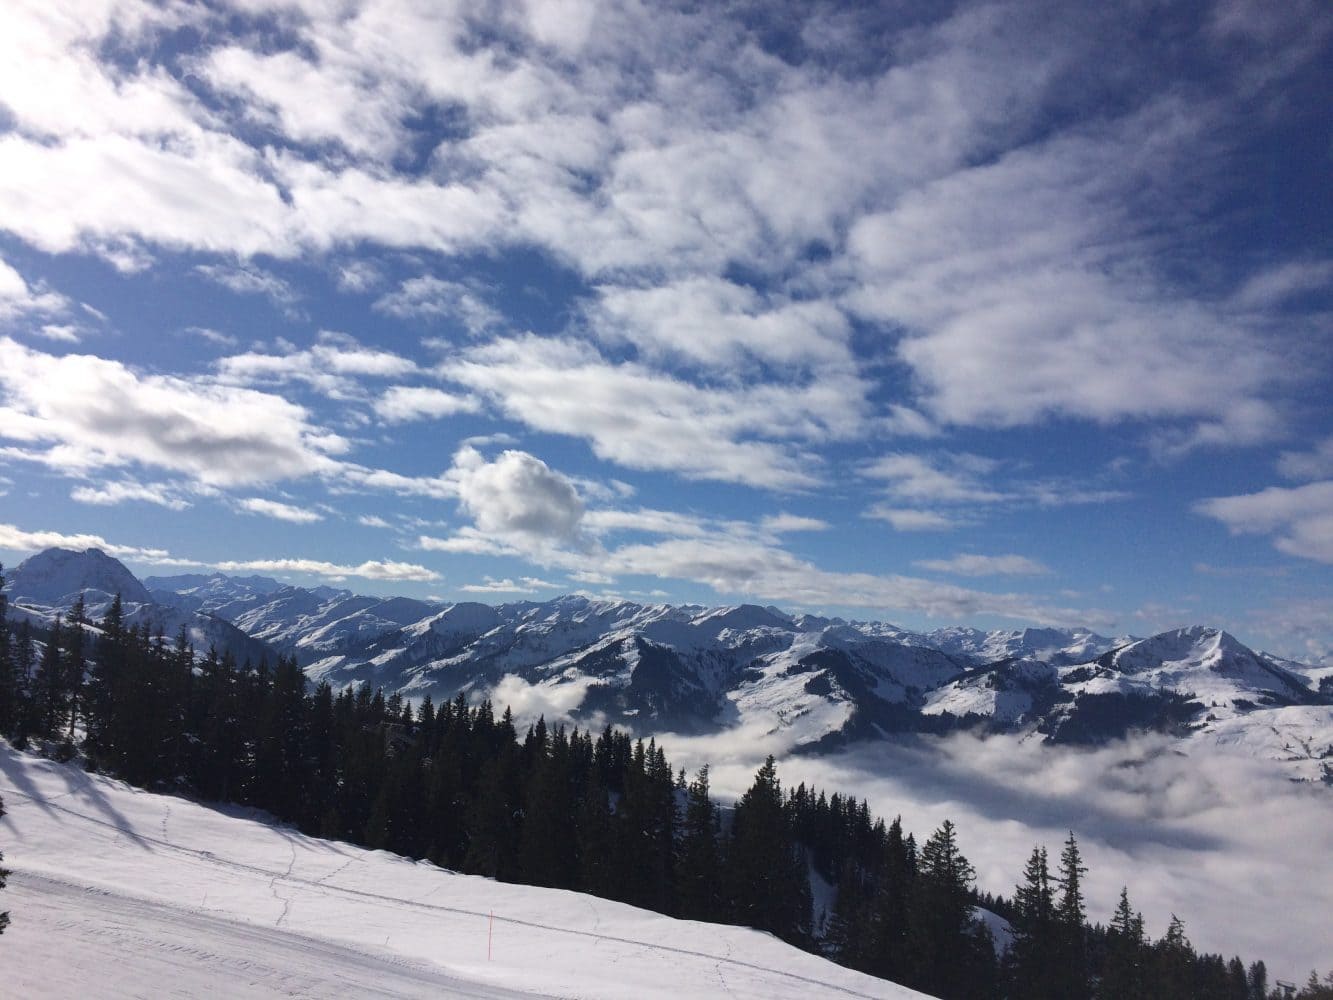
[0,0,1331,660]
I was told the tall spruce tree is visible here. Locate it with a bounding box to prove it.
[1008,845,1057,999]
[1154,915,1196,1000]
[0,566,16,738]
[34,615,65,739]
[910,819,986,998]
[865,815,915,983]
[1054,831,1089,998]
[1099,887,1147,999]
[63,594,88,741]
[676,764,721,921]
[0,792,9,934]
[725,756,811,941]
[12,620,35,744]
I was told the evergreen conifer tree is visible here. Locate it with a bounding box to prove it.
[0,566,16,738]
[866,815,914,984]
[12,620,35,744]
[63,594,88,741]
[1248,960,1269,1000]
[676,764,721,922]
[1008,845,1057,998]
[34,615,65,738]
[910,819,984,998]
[0,792,9,934]
[1054,831,1089,998]
[725,756,811,942]
[1099,887,1147,999]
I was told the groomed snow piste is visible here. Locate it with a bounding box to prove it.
[0,745,923,999]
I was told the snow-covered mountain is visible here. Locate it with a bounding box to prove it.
[6,546,153,607]
[4,548,274,665]
[12,548,1333,782]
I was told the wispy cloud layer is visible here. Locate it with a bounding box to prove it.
[0,0,1328,655]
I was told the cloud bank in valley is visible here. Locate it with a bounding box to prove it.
[657,729,1333,980]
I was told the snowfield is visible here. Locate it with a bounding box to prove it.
[0,745,923,999]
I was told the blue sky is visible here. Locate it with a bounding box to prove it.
[0,0,1330,660]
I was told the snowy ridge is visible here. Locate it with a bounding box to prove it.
[15,549,1333,782]
[0,745,920,999]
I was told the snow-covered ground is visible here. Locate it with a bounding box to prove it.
[0,745,922,999]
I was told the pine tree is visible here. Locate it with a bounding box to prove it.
[0,792,9,933]
[1008,846,1057,999]
[676,764,721,921]
[11,620,35,745]
[725,756,811,942]
[84,593,125,763]
[63,594,88,741]
[0,567,16,738]
[1099,887,1147,999]
[1154,914,1195,1000]
[1054,831,1089,998]
[34,615,65,739]
[1248,959,1269,1000]
[910,819,983,998]
[866,815,914,984]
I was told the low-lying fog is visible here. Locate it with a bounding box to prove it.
[661,727,1332,981]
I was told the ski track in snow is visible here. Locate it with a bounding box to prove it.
[0,749,920,1000]
[2,786,892,998]
[7,872,537,999]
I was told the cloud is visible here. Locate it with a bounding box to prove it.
[199,42,413,161]
[195,263,301,316]
[657,733,1333,981]
[914,553,1052,577]
[603,533,1106,627]
[582,508,710,539]
[335,260,383,293]
[214,557,440,583]
[1195,481,1333,563]
[588,277,851,368]
[36,324,83,343]
[1278,437,1333,482]
[374,277,503,334]
[844,96,1295,446]
[0,522,178,564]
[0,337,346,487]
[862,452,1007,504]
[237,497,324,524]
[70,479,191,511]
[444,335,862,489]
[357,514,392,529]
[373,385,480,423]
[0,255,72,322]
[182,326,238,348]
[863,506,961,532]
[1232,259,1333,309]
[218,332,418,398]
[760,513,830,534]
[485,673,606,727]
[451,446,586,541]
[860,452,1131,527]
[459,575,559,594]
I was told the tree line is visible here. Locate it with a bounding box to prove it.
[0,574,1330,999]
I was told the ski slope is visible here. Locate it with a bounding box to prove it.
[0,745,923,999]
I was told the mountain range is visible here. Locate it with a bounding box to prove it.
[5,547,1331,783]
